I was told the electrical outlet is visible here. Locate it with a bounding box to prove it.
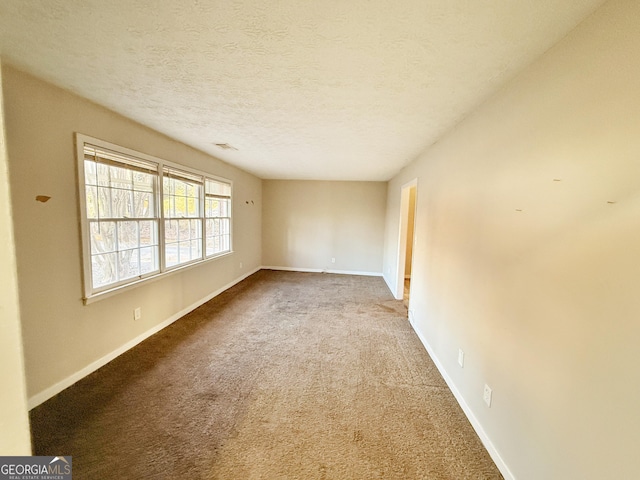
[239,262,243,269]
[331,257,336,263]
[483,384,492,407]
[458,349,464,368]
[134,307,141,321]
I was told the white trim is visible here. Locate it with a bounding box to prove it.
[27,266,260,410]
[395,179,418,300]
[407,315,516,480]
[262,266,382,277]
[262,266,323,273]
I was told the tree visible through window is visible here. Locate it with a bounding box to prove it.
[163,167,203,268]
[83,146,160,290]
[205,179,231,256]
[78,135,232,301]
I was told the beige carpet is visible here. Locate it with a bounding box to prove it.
[30,270,502,479]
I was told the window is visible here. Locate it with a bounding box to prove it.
[205,179,231,256]
[163,167,203,268]
[77,134,232,302]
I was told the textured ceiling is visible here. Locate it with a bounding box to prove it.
[0,0,606,180]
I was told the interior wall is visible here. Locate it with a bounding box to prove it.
[0,63,31,454]
[2,65,262,404]
[383,0,640,478]
[263,180,386,274]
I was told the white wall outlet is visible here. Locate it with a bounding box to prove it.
[239,262,243,269]
[458,349,464,368]
[331,257,336,263]
[134,307,141,321]
[483,384,492,407]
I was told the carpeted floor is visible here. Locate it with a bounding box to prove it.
[30,270,502,479]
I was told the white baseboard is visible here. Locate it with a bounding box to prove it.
[407,315,516,480]
[262,265,382,277]
[28,267,261,410]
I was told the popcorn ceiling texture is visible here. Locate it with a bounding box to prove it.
[0,0,604,180]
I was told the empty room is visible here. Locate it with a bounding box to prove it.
[1,0,640,478]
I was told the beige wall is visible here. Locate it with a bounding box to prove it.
[263,180,386,274]
[3,66,262,403]
[383,0,640,478]
[0,64,31,454]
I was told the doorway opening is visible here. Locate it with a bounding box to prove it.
[396,180,417,308]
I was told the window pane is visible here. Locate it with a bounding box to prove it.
[90,221,116,254]
[174,195,186,217]
[179,243,191,263]
[97,163,110,186]
[164,195,174,217]
[118,249,139,281]
[97,187,112,218]
[133,191,154,218]
[165,242,179,267]
[163,176,173,195]
[178,219,190,241]
[190,219,201,239]
[139,220,157,246]
[84,161,97,186]
[118,221,139,250]
[111,188,134,218]
[85,186,98,219]
[190,239,201,259]
[212,199,221,217]
[140,246,158,274]
[91,253,117,288]
[165,220,179,243]
[133,171,154,192]
[110,165,132,189]
[174,179,184,196]
[187,197,198,217]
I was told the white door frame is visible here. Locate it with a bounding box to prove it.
[395,179,417,300]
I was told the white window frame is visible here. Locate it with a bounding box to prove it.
[162,166,205,270]
[76,133,233,304]
[204,178,232,258]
